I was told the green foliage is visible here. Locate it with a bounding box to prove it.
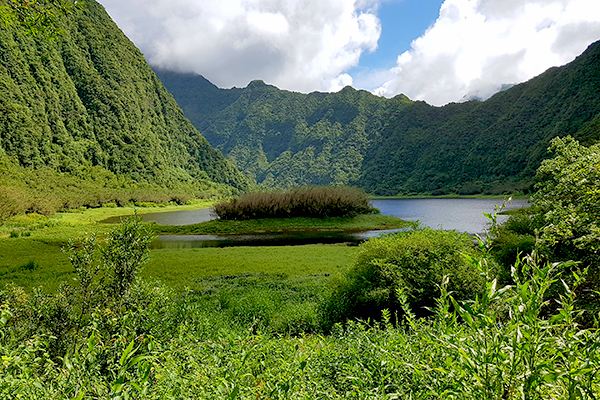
[489,141,600,322]
[407,251,600,399]
[0,215,152,363]
[101,216,154,299]
[0,154,235,224]
[0,0,81,38]
[0,0,248,218]
[490,231,537,275]
[64,214,153,301]
[157,41,600,194]
[322,228,487,328]
[194,273,328,335]
[213,186,376,220]
[532,136,600,259]
[489,208,542,273]
[520,136,600,321]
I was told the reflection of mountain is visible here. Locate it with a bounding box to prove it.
[155,40,600,195]
[459,83,516,103]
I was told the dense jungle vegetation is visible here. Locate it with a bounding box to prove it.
[155,39,600,195]
[0,137,598,398]
[0,0,248,223]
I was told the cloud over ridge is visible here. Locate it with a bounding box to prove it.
[98,0,600,105]
[375,0,600,105]
[99,0,381,93]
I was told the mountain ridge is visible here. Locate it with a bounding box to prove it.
[154,40,600,195]
[0,0,248,220]
[0,0,247,190]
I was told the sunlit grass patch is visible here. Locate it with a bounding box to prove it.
[0,238,71,292]
[144,244,357,289]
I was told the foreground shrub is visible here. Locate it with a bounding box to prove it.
[213,186,375,220]
[0,214,155,359]
[2,244,598,398]
[322,228,487,328]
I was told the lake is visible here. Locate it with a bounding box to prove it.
[112,198,526,248]
[371,198,526,234]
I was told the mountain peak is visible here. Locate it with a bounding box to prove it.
[247,80,268,89]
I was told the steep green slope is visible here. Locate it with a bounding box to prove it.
[0,0,248,209]
[155,41,600,195]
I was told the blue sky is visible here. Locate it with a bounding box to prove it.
[99,0,600,105]
[353,0,444,72]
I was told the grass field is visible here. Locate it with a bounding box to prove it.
[146,244,357,289]
[0,203,361,292]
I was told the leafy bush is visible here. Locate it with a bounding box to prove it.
[490,231,536,278]
[213,186,375,220]
[492,137,600,320]
[489,208,541,275]
[531,136,600,262]
[0,215,155,359]
[322,228,487,328]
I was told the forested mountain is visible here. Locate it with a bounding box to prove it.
[0,0,248,217]
[155,40,600,195]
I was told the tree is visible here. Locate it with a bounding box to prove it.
[531,136,600,260]
[321,228,486,328]
[0,0,82,37]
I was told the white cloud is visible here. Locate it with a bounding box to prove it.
[97,0,600,105]
[97,0,381,92]
[376,0,600,105]
[329,73,354,92]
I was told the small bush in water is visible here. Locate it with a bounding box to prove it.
[213,186,376,220]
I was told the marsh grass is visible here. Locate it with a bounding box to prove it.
[0,238,358,292]
[213,186,376,220]
[156,214,414,235]
[145,244,357,290]
[190,272,331,335]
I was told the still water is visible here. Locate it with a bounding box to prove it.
[371,198,526,234]
[129,198,527,248]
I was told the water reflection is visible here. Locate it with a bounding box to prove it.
[151,232,367,248]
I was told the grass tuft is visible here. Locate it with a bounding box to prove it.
[213,186,376,220]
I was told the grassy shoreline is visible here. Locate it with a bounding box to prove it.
[0,202,371,292]
[153,214,415,235]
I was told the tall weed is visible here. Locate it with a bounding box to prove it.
[213,186,375,220]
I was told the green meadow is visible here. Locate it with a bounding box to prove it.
[0,203,359,292]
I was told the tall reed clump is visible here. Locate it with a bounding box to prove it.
[213,186,376,220]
